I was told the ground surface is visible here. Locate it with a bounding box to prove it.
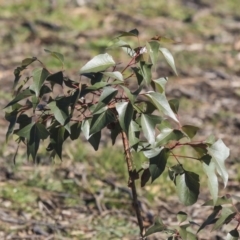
[0,0,240,239]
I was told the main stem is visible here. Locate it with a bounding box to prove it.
[121,131,145,237]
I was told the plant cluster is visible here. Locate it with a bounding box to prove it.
[4,29,239,239]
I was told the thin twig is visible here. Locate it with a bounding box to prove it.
[121,131,145,238]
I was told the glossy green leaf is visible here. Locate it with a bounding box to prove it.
[152,77,168,93]
[116,102,133,134]
[169,99,179,114]
[70,122,81,140]
[81,119,91,140]
[4,89,35,108]
[146,41,160,65]
[156,128,184,146]
[226,229,239,240]
[144,217,166,237]
[48,101,70,133]
[176,171,200,206]
[177,211,188,223]
[22,57,37,67]
[143,147,162,158]
[197,206,222,233]
[141,114,161,144]
[128,120,140,149]
[102,71,123,81]
[31,68,50,97]
[120,85,142,105]
[212,207,236,231]
[80,53,115,74]
[90,109,115,135]
[202,160,218,205]
[139,61,152,85]
[144,92,179,123]
[208,139,229,187]
[149,148,169,182]
[182,125,199,139]
[91,87,118,114]
[159,47,177,75]
[44,49,64,65]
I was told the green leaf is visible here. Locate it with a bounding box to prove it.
[4,89,35,108]
[208,139,229,187]
[22,57,37,67]
[190,143,208,157]
[128,120,140,149]
[144,217,166,237]
[117,29,139,38]
[44,49,64,65]
[202,160,218,205]
[141,168,151,187]
[144,91,179,123]
[197,206,222,233]
[88,131,101,151]
[159,47,178,75]
[91,87,118,114]
[149,148,169,182]
[152,77,168,93]
[168,99,179,114]
[31,68,50,97]
[212,207,236,231]
[80,53,115,74]
[141,114,161,144]
[182,125,199,139]
[139,61,152,85]
[48,125,68,159]
[176,171,200,206]
[81,119,91,140]
[116,102,133,134]
[131,67,144,85]
[202,196,232,206]
[16,122,34,140]
[90,109,115,135]
[5,110,18,141]
[48,101,70,133]
[102,71,123,81]
[120,85,142,105]
[177,211,188,223]
[226,229,239,240]
[110,121,121,145]
[156,128,184,146]
[70,122,81,140]
[47,71,64,86]
[146,41,160,65]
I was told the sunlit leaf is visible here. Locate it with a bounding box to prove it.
[31,68,50,97]
[176,171,200,206]
[91,87,118,114]
[149,148,169,182]
[116,102,133,134]
[146,41,160,65]
[208,139,229,187]
[48,101,70,133]
[141,114,161,144]
[152,77,168,93]
[4,89,35,108]
[156,128,184,146]
[212,207,236,231]
[177,211,188,223]
[128,120,140,149]
[80,53,115,74]
[139,61,152,85]
[102,71,124,81]
[159,47,177,75]
[144,91,179,123]
[22,57,37,67]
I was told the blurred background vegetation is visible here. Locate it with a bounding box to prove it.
[0,0,240,239]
